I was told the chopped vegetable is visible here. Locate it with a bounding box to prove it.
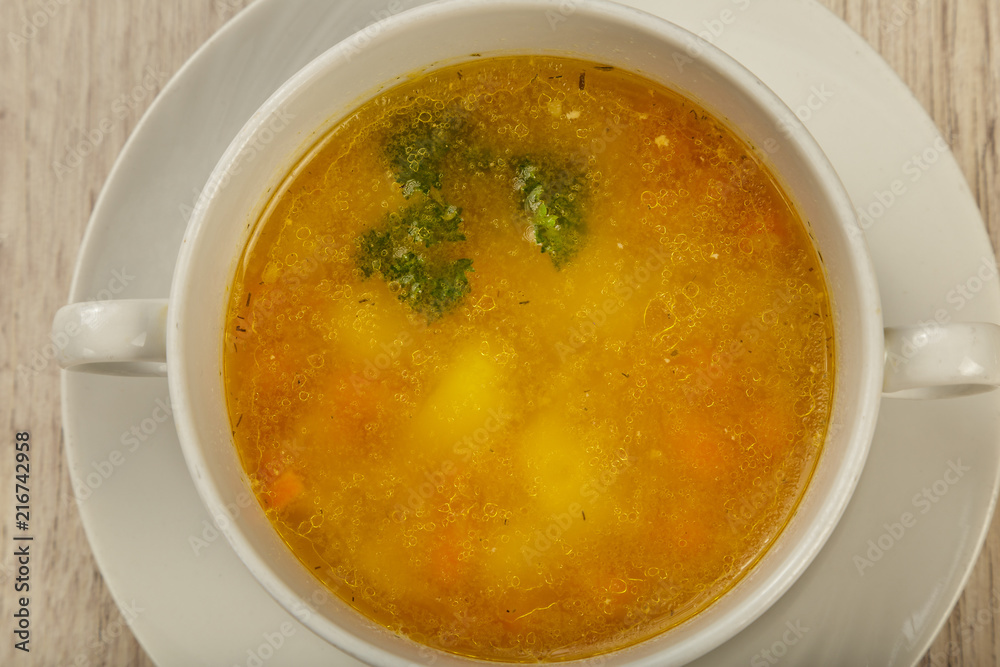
[462,146,497,174]
[266,469,304,510]
[513,158,587,268]
[385,106,468,196]
[427,523,467,588]
[356,195,474,319]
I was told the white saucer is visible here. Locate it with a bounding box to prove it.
[62,0,1000,665]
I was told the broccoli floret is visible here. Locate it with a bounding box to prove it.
[385,106,468,197]
[356,197,474,319]
[513,159,586,268]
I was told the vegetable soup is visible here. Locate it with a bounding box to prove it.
[222,55,834,662]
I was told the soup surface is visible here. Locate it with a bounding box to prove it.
[223,55,834,662]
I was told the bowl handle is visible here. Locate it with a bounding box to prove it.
[52,299,169,377]
[884,323,1000,398]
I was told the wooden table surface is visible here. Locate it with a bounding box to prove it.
[1,0,997,665]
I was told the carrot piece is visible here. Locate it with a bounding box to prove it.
[742,401,800,463]
[671,416,728,480]
[267,469,305,510]
[673,511,710,553]
[734,210,791,242]
[257,448,284,484]
[427,524,466,588]
[686,434,726,477]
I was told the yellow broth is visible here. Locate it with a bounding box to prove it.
[223,55,834,662]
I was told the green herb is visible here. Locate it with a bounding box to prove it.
[461,146,498,175]
[385,106,467,197]
[356,196,474,319]
[513,158,586,268]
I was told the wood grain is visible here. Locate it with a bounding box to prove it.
[0,0,995,665]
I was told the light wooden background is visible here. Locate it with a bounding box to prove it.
[0,0,997,665]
